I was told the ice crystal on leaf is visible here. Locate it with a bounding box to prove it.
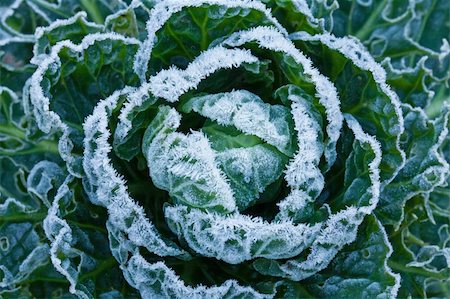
[0,0,449,298]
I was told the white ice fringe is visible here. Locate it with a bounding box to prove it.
[29,32,140,176]
[43,173,92,299]
[133,0,287,81]
[290,31,406,183]
[83,88,186,258]
[116,46,259,143]
[261,115,383,281]
[220,26,343,169]
[149,47,258,102]
[284,94,324,192]
[165,205,322,264]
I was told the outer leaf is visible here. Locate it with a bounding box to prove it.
[376,105,449,227]
[29,32,140,175]
[32,12,102,64]
[0,98,67,295]
[332,0,450,109]
[302,215,400,298]
[0,87,59,175]
[132,0,287,80]
[42,166,139,298]
[290,32,405,183]
[388,194,450,298]
[253,116,382,281]
[387,105,450,298]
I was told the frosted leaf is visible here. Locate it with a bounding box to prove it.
[275,207,363,280]
[0,221,49,289]
[0,0,36,41]
[253,116,382,281]
[112,84,149,146]
[264,84,326,222]
[181,90,297,156]
[377,104,450,228]
[31,11,102,64]
[220,26,343,169]
[106,220,136,265]
[104,0,145,31]
[133,0,287,80]
[284,89,324,194]
[104,215,269,298]
[165,205,322,264]
[143,106,237,213]
[43,174,94,299]
[291,0,317,22]
[303,215,401,298]
[29,32,140,176]
[83,89,188,258]
[125,253,271,298]
[289,31,405,183]
[275,190,315,223]
[216,144,287,210]
[26,161,65,208]
[116,46,259,143]
[407,245,450,269]
[149,47,258,102]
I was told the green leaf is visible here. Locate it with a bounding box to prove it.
[303,215,400,298]
[291,32,404,183]
[0,0,48,38]
[113,91,157,161]
[29,33,140,175]
[104,7,140,38]
[41,169,140,298]
[332,0,450,109]
[261,0,324,33]
[36,38,139,128]
[142,3,282,77]
[27,0,127,25]
[142,106,237,213]
[0,40,35,94]
[0,87,60,199]
[0,160,67,297]
[181,90,297,156]
[252,116,382,281]
[388,193,450,298]
[382,58,436,109]
[203,123,288,210]
[32,12,103,62]
[376,105,449,227]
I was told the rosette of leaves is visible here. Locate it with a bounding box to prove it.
[1,0,449,298]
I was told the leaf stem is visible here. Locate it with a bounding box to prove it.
[354,0,388,40]
[387,260,446,280]
[0,212,47,223]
